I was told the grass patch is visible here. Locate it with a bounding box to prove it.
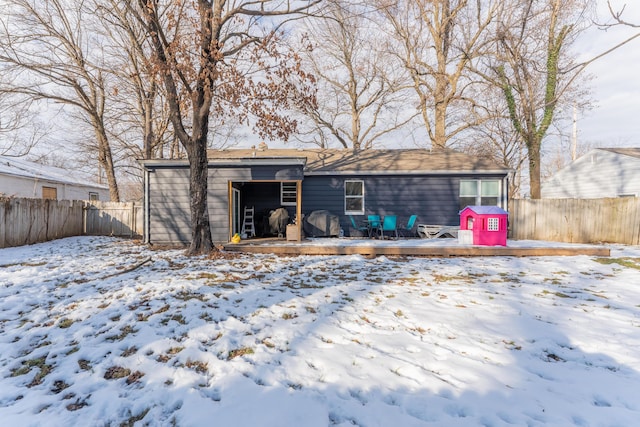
[104,366,131,380]
[185,359,209,373]
[228,347,254,360]
[66,346,80,356]
[106,325,138,342]
[51,380,71,394]
[125,370,145,385]
[121,346,138,357]
[175,290,206,302]
[594,257,640,270]
[58,318,75,329]
[120,408,150,427]
[161,314,186,325]
[11,356,51,385]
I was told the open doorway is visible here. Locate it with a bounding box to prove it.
[228,180,302,241]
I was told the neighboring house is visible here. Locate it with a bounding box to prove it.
[0,155,110,201]
[139,148,511,244]
[542,148,640,198]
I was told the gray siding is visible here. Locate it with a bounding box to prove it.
[303,174,506,236]
[148,167,191,244]
[147,163,303,244]
[542,150,640,198]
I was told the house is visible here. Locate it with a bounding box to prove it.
[542,148,640,198]
[0,155,109,201]
[459,205,509,246]
[139,148,511,244]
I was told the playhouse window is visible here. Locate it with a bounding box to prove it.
[460,179,500,208]
[280,182,297,206]
[487,217,499,231]
[345,180,364,214]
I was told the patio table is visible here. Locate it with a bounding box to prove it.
[417,224,460,239]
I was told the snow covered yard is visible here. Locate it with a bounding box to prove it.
[1,237,639,427]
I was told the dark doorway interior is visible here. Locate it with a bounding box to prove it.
[239,182,296,237]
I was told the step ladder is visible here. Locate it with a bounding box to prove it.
[242,206,255,237]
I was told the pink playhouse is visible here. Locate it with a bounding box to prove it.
[459,206,509,246]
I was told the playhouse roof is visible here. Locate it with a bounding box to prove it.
[460,206,509,215]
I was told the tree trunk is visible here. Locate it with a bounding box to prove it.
[185,138,213,256]
[433,98,448,150]
[95,126,121,202]
[527,139,542,199]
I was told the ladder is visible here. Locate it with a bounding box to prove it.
[242,206,255,237]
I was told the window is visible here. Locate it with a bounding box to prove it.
[89,192,99,201]
[487,217,499,231]
[460,179,501,208]
[345,180,364,214]
[42,186,57,200]
[280,182,297,206]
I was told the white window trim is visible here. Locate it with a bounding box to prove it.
[460,179,501,207]
[487,217,499,231]
[280,182,297,206]
[345,180,365,215]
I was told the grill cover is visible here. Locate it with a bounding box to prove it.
[267,207,289,236]
[303,210,340,237]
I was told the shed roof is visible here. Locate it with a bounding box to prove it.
[206,148,510,175]
[0,155,108,189]
[599,147,640,159]
[460,206,509,215]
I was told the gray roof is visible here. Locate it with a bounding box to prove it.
[0,155,108,189]
[206,148,510,175]
[599,147,640,159]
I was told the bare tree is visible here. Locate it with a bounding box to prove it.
[293,2,414,151]
[379,0,500,150]
[607,1,640,28]
[491,0,593,199]
[0,89,46,156]
[96,0,181,163]
[0,0,121,201]
[134,0,320,255]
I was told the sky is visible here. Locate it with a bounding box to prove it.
[570,0,640,149]
[1,236,640,426]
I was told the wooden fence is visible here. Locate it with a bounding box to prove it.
[84,201,143,238]
[509,198,640,245]
[0,197,143,249]
[0,197,84,248]
[2,196,639,249]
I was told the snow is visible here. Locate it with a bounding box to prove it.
[1,236,639,426]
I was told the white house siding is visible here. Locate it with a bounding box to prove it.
[542,149,640,198]
[0,173,110,200]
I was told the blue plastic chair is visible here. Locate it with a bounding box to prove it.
[399,215,418,237]
[367,215,381,238]
[379,215,398,239]
[349,215,369,237]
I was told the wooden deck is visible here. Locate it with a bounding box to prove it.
[223,239,610,257]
